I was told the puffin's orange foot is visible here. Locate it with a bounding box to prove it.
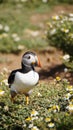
[26,96,29,105]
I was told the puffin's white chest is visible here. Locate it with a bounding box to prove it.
[11,71,39,93]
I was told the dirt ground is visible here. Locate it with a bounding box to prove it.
[0,5,73,84]
[0,47,73,84]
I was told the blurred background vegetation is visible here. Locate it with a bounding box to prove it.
[0,0,73,53]
[0,0,73,69]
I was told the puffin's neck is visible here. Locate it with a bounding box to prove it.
[21,63,35,73]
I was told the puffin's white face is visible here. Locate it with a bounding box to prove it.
[22,51,41,67]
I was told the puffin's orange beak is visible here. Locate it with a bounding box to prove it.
[37,57,42,67]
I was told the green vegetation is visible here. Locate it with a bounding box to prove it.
[0,0,73,54]
[47,13,73,70]
[0,70,73,130]
[0,1,50,53]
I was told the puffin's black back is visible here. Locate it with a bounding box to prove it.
[8,69,21,85]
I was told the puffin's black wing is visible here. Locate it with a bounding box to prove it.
[8,69,22,86]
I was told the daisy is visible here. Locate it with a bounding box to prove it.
[17,45,24,50]
[66,85,73,92]
[4,25,10,32]
[61,28,69,33]
[45,117,51,122]
[42,0,48,3]
[1,79,8,86]
[11,33,18,38]
[64,93,71,100]
[0,90,5,95]
[69,13,73,17]
[4,105,9,111]
[63,54,70,62]
[66,104,73,113]
[50,28,56,35]
[31,110,39,117]
[52,15,59,20]
[28,123,33,128]
[48,122,55,128]
[52,105,60,112]
[31,116,38,121]
[31,126,39,130]
[2,33,8,38]
[14,36,20,42]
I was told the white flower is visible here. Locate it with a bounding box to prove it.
[11,33,18,38]
[23,123,27,128]
[0,90,5,95]
[50,29,56,35]
[25,29,40,37]
[48,122,55,128]
[61,28,69,33]
[52,105,60,112]
[21,0,27,2]
[31,31,39,37]
[28,123,33,128]
[14,36,20,42]
[69,18,73,21]
[42,0,48,3]
[31,116,38,121]
[63,54,70,62]
[60,20,64,24]
[37,92,42,97]
[66,104,73,112]
[69,13,73,17]
[52,15,59,20]
[64,93,71,100]
[70,33,73,39]
[31,110,39,117]
[1,79,8,86]
[66,85,73,92]
[4,25,10,32]
[64,68,68,72]
[45,117,51,122]
[2,33,8,38]
[0,24,3,30]
[4,106,9,111]
[31,126,39,130]
[17,45,24,50]
[12,33,20,42]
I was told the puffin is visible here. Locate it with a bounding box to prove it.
[8,51,41,104]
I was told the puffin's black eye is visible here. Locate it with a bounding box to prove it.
[27,56,31,59]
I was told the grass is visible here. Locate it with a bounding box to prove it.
[0,1,73,53]
[0,2,51,53]
[0,70,73,130]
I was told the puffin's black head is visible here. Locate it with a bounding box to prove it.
[21,51,41,69]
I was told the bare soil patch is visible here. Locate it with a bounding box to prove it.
[0,47,73,84]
